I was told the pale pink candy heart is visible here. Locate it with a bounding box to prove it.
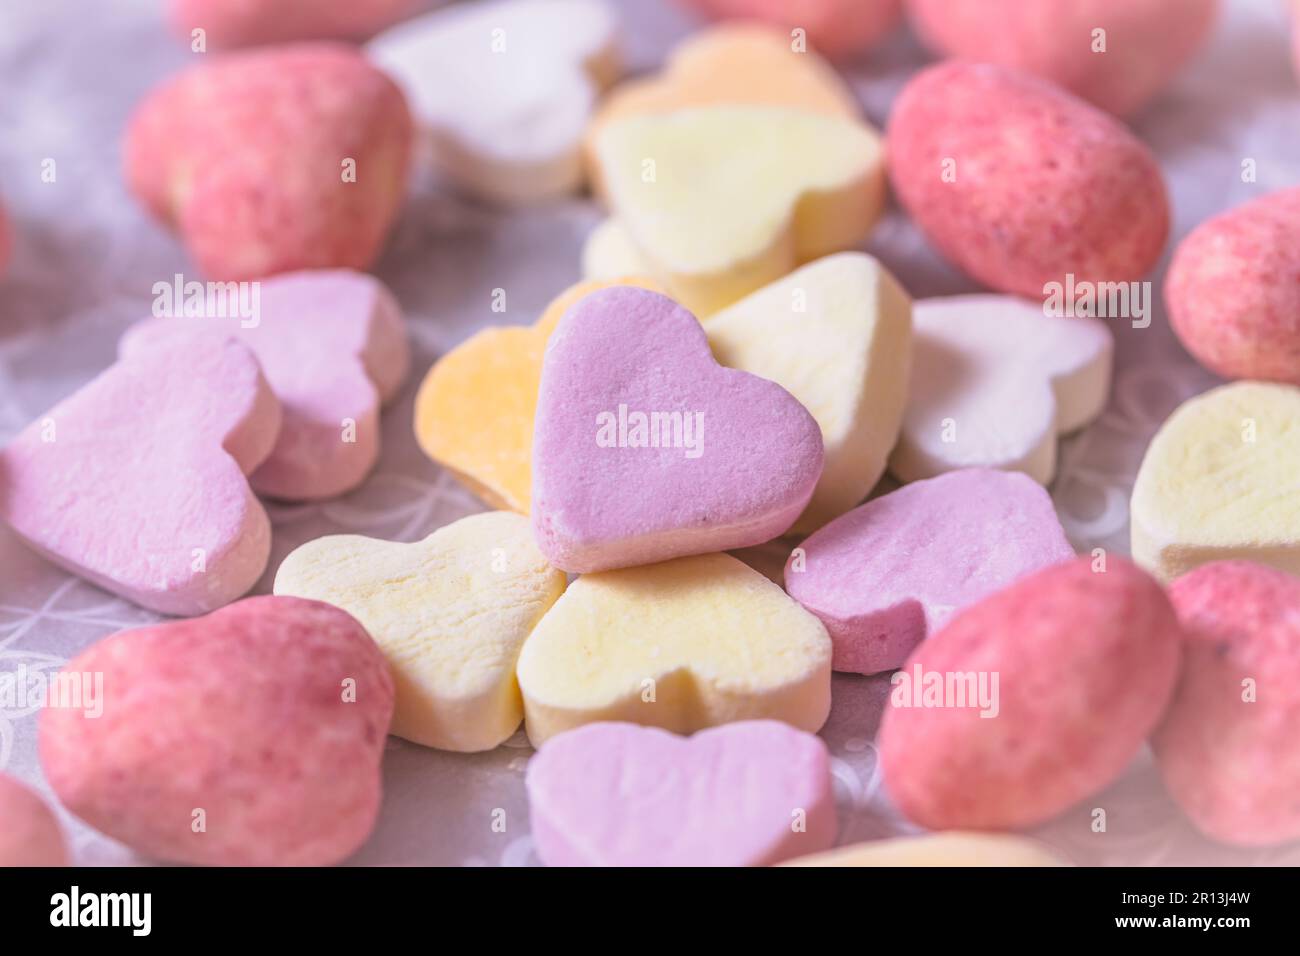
[0,339,280,615]
[0,772,68,867]
[121,269,409,501]
[526,720,836,867]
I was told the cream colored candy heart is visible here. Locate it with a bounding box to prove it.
[889,294,1113,485]
[516,552,832,745]
[274,511,566,751]
[581,217,652,283]
[782,832,1066,867]
[593,106,885,316]
[1131,382,1300,583]
[704,252,912,531]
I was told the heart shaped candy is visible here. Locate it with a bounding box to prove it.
[1131,382,1300,583]
[369,0,620,204]
[122,270,409,502]
[0,339,279,615]
[275,511,566,751]
[787,469,1073,675]
[414,277,660,513]
[40,596,394,866]
[531,286,824,572]
[0,773,67,867]
[516,552,832,745]
[527,721,835,867]
[889,295,1113,486]
[593,106,885,316]
[125,43,411,281]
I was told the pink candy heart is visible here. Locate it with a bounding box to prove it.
[526,721,836,866]
[531,286,824,572]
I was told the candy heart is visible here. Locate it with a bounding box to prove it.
[515,552,832,745]
[122,269,410,501]
[39,596,394,866]
[414,276,660,513]
[905,0,1219,117]
[783,832,1064,867]
[582,217,653,284]
[170,0,420,47]
[369,0,620,204]
[125,43,411,281]
[879,557,1182,830]
[274,511,565,751]
[889,295,1113,486]
[584,23,859,190]
[593,105,885,316]
[0,339,280,615]
[532,286,824,572]
[0,773,68,867]
[705,252,911,531]
[1153,561,1300,846]
[680,0,903,61]
[786,469,1073,675]
[526,720,835,866]
[1130,382,1300,583]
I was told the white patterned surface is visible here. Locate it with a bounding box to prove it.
[2,0,1299,866]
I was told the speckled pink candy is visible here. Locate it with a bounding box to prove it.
[531,286,824,573]
[679,0,901,59]
[121,269,410,500]
[887,61,1169,298]
[40,596,394,867]
[880,557,1182,830]
[170,0,420,47]
[1154,562,1300,846]
[124,43,412,281]
[786,470,1074,676]
[1165,187,1300,386]
[526,721,835,867]
[0,339,279,615]
[0,773,67,867]
[905,0,1219,117]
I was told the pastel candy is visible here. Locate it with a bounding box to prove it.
[526,721,835,866]
[40,596,394,866]
[122,269,409,501]
[905,0,1219,117]
[890,295,1113,485]
[0,340,280,615]
[787,469,1074,675]
[1154,562,1300,846]
[274,512,566,752]
[169,0,420,47]
[515,552,832,745]
[531,286,824,573]
[369,0,620,204]
[783,832,1064,867]
[594,106,885,316]
[125,43,411,281]
[879,557,1182,830]
[705,253,911,531]
[584,23,859,189]
[581,218,653,285]
[0,773,68,867]
[680,0,902,60]
[888,62,1169,298]
[1166,187,1300,386]
[414,277,660,513]
[1131,382,1300,583]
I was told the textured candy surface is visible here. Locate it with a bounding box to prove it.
[0,340,279,615]
[122,269,409,501]
[787,469,1073,675]
[1130,382,1300,583]
[40,596,394,866]
[515,552,832,745]
[527,721,835,866]
[531,285,824,572]
[0,773,67,867]
[888,62,1169,297]
[880,557,1182,830]
[275,512,566,752]
[890,295,1113,485]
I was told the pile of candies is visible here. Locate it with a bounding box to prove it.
[3,0,1300,868]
